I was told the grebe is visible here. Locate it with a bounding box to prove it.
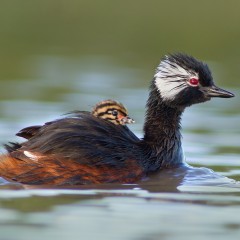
[0,53,234,185]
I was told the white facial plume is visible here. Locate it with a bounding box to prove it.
[154,56,199,101]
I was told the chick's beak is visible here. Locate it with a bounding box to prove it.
[201,85,235,98]
[119,115,135,125]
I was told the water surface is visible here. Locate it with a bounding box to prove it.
[0,1,240,239]
[0,59,239,240]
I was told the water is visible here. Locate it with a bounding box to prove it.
[0,58,239,240]
[1,1,240,239]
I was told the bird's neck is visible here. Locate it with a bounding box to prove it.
[143,81,185,170]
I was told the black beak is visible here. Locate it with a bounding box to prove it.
[202,85,235,98]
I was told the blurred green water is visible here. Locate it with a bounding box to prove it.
[0,0,240,87]
[0,2,240,240]
[0,0,239,190]
[0,0,239,184]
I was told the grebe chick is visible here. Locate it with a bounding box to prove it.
[91,99,134,125]
[0,53,234,185]
[16,99,134,140]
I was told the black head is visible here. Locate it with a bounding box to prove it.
[154,53,234,109]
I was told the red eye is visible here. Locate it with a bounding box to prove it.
[189,78,199,86]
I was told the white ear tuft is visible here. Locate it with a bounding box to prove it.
[154,58,198,101]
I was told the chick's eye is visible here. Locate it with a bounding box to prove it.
[112,110,118,116]
[188,78,199,86]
